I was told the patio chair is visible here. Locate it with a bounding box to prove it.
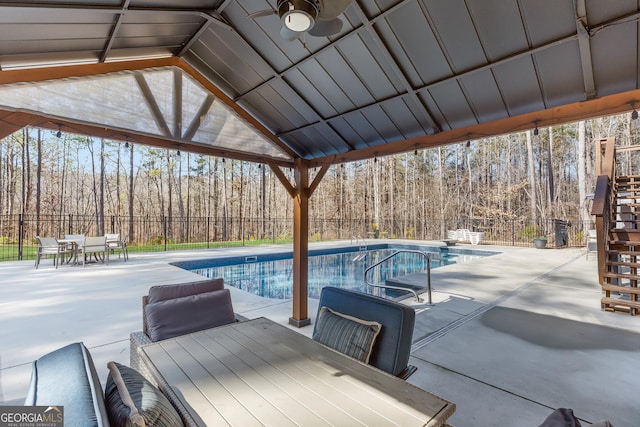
[78,236,109,267]
[105,233,128,261]
[469,231,485,245]
[62,234,85,264]
[313,286,417,379]
[130,279,247,384]
[35,236,72,269]
[64,233,85,244]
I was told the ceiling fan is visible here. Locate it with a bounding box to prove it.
[249,0,353,41]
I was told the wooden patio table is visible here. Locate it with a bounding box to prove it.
[139,317,455,427]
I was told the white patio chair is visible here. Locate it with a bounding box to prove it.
[469,231,485,245]
[457,229,471,242]
[105,233,128,261]
[35,236,71,269]
[62,234,85,264]
[78,236,109,267]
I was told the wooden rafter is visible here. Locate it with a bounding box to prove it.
[0,57,295,166]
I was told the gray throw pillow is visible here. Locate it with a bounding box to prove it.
[145,289,236,342]
[104,361,184,427]
[312,306,382,363]
[147,278,224,304]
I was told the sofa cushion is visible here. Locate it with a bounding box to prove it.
[314,286,415,376]
[147,278,224,304]
[24,342,109,427]
[145,289,235,342]
[105,361,184,427]
[313,306,381,363]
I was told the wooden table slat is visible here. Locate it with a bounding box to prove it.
[142,343,230,426]
[207,326,374,426]
[240,318,451,421]
[217,322,408,426]
[140,318,455,427]
[178,332,306,427]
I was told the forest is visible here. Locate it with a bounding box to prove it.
[1,113,640,255]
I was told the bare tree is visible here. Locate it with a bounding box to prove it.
[577,121,589,224]
[525,130,538,223]
[128,141,134,242]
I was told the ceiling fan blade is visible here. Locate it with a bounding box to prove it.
[308,18,343,37]
[280,26,302,41]
[247,9,276,19]
[317,0,353,20]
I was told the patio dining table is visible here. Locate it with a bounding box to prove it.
[139,317,455,427]
[56,238,80,265]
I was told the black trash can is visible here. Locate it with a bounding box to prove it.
[553,219,570,248]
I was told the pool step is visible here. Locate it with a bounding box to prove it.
[352,253,367,262]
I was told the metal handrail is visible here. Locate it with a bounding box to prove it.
[364,249,432,303]
[350,235,368,251]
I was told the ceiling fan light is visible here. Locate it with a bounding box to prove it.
[279,0,317,32]
[284,11,313,31]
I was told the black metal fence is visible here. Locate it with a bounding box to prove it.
[0,214,592,262]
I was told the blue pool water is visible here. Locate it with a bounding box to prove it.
[179,244,495,300]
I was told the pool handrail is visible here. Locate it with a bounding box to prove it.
[350,235,368,251]
[364,249,432,304]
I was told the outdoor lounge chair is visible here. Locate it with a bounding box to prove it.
[313,286,417,379]
[35,236,73,269]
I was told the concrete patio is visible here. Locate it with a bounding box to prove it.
[1,240,638,426]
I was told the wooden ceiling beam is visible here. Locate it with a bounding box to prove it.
[0,108,293,166]
[0,111,35,139]
[0,58,295,166]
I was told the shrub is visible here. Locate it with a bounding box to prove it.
[520,225,540,239]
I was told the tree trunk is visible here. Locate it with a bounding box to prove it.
[24,128,32,214]
[221,159,228,240]
[89,138,99,234]
[526,130,538,223]
[166,151,173,240]
[99,138,105,235]
[373,158,380,230]
[547,127,555,211]
[577,120,589,225]
[128,142,134,243]
[438,147,445,236]
[36,129,42,236]
[176,152,185,241]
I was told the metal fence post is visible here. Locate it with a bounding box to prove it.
[163,215,167,251]
[18,213,24,260]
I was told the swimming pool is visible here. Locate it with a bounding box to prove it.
[179,244,495,300]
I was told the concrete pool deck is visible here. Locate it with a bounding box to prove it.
[1,240,639,426]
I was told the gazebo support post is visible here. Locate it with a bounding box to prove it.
[290,158,311,327]
[269,160,330,327]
